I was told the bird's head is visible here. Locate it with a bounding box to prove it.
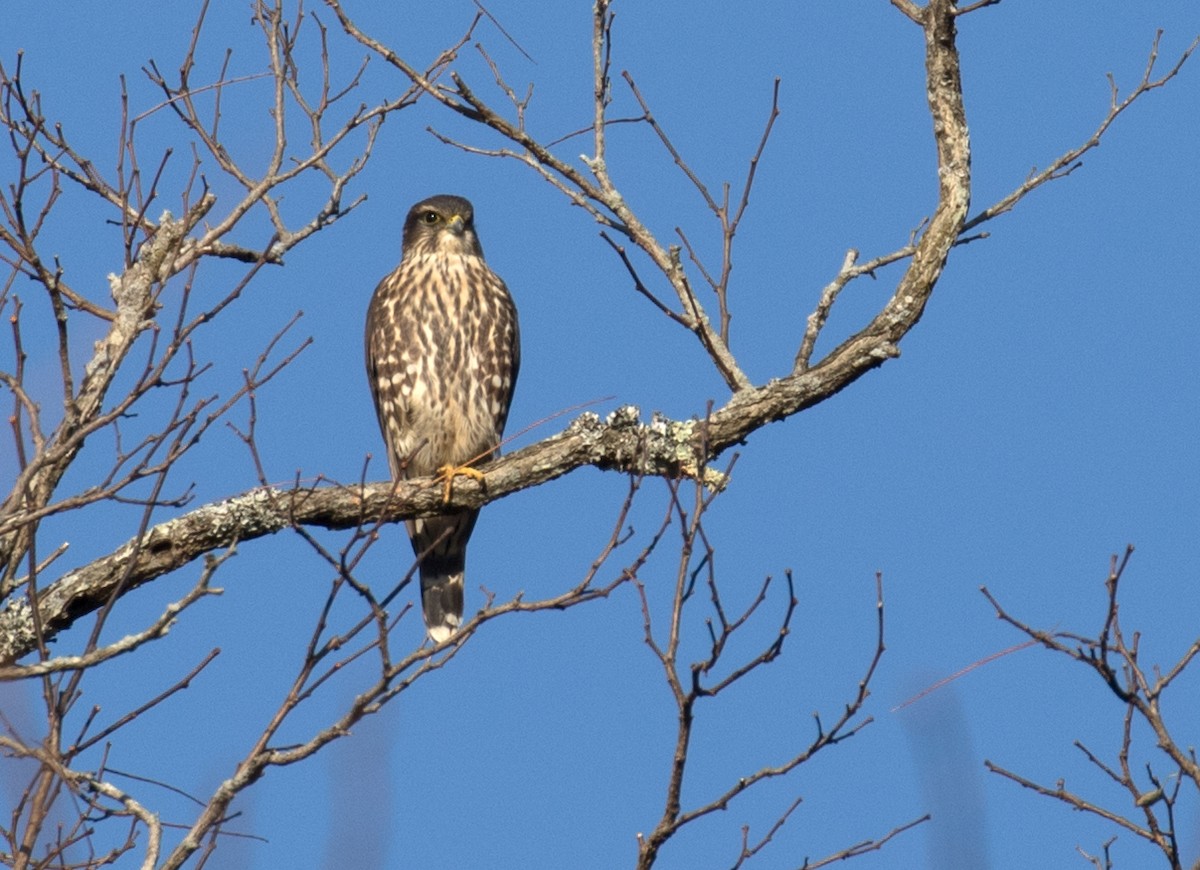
[401,194,484,258]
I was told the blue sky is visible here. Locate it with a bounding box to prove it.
[3,2,1199,869]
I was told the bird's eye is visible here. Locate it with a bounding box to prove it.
[421,211,440,225]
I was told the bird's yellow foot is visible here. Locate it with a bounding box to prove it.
[436,464,486,502]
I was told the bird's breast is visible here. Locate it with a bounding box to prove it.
[369,253,518,473]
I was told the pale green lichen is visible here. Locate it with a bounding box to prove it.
[572,406,729,492]
[651,412,729,493]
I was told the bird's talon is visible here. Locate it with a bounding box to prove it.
[437,464,486,502]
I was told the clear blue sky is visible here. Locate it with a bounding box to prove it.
[3,3,1199,869]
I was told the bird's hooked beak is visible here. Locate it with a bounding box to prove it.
[446,214,466,235]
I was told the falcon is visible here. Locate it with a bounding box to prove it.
[365,194,520,642]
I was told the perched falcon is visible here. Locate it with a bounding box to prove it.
[365,194,520,642]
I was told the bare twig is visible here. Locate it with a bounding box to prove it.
[963,31,1200,233]
[982,547,1200,866]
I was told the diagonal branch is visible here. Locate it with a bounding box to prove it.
[962,30,1200,234]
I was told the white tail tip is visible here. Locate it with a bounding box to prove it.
[426,618,459,645]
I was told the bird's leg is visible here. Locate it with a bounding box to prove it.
[436,464,486,502]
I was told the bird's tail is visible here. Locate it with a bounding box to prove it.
[408,512,478,643]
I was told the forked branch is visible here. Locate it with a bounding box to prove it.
[982,547,1200,867]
